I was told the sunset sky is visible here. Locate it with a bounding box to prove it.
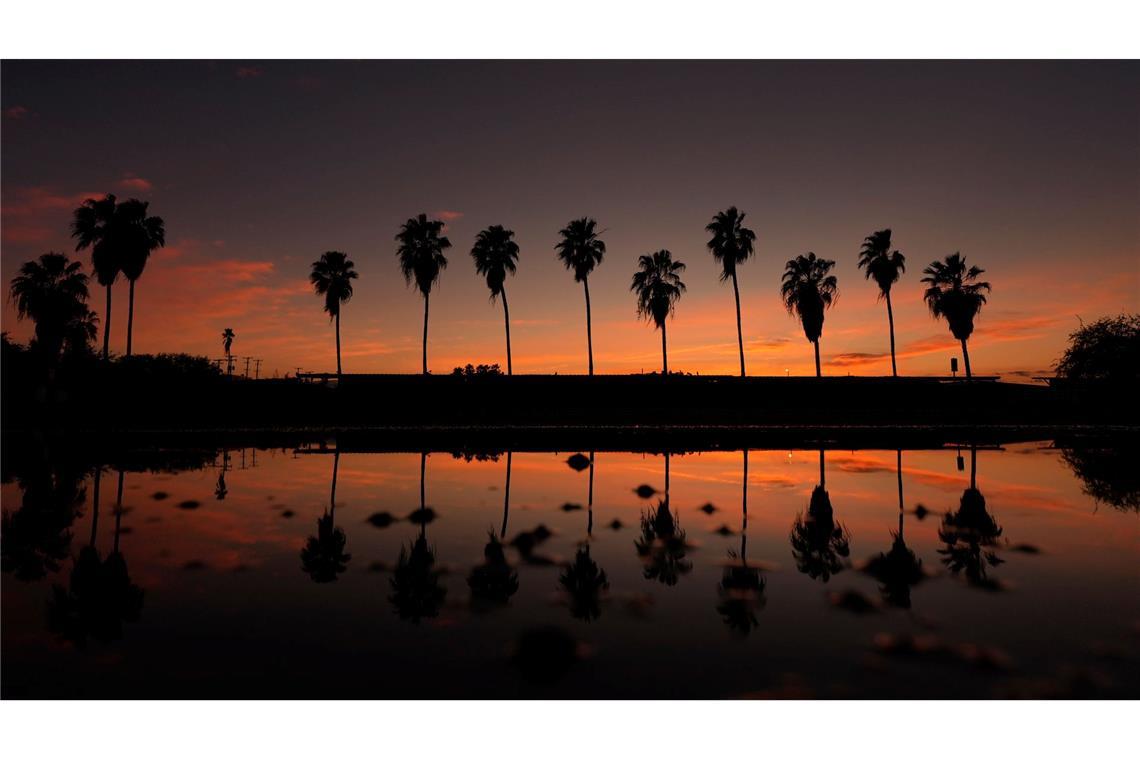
[2,60,1136,378]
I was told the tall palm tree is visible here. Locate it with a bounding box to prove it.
[470,225,520,375]
[781,252,838,377]
[70,194,119,361]
[396,214,452,375]
[630,250,686,375]
[555,217,606,375]
[857,229,906,377]
[705,207,757,377]
[221,328,235,376]
[921,253,990,380]
[309,251,358,378]
[115,199,165,357]
[8,252,95,363]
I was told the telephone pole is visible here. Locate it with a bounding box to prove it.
[243,356,251,378]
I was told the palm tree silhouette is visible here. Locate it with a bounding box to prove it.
[470,451,519,606]
[70,194,120,361]
[630,250,686,375]
[718,450,766,635]
[789,450,851,582]
[309,251,358,379]
[921,253,991,380]
[214,451,230,500]
[706,207,757,377]
[1,450,86,582]
[8,252,96,364]
[559,450,608,620]
[114,199,165,357]
[857,229,906,377]
[390,452,446,621]
[863,451,924,608]
[938,446,1004,589]
[635,453,692,586]
[396,214,452,375]
[555,217,606,376]
[781,252,838,377]
[221,328,235,376]
[300,451,351,583]
[470,225,520,375]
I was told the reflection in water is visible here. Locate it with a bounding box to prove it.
[48,470,144,647]
[300,451,351,583]
[215,451,230,501]
[717,450,766,635]
[559,450,609,620]
[1061,445,1139,513]
[1,445,86,582]
[862,450,924,608]
[789,450,851,583]
[938,447,1005,590]
[390,453,446,622]
[469,452,520,607]
[636,453,692,586]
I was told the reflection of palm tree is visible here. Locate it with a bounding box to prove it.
[560,450,608,619]
[48,468,144,647]
[630,250,686,374]
[396,214,452,375]
[8,252,97,364]
[790,450,851,582]
[214,451,229,500]
[390,453,446,621]
[718,450,765,635]
[921,253,990,380]
[471,225,520,375]
[1,451,86,582]
[470,452,519,606]
[636,453,692,586]
[705,207,756,377]
[781,253,839,377]
[863,451,923,608]
[555,217,606,376]
[71,194,119,360]
[115,199,165,357]
[938,447,1004,589]
[857,229,906,377]
[300,452,351,583]
[309,251,358,378]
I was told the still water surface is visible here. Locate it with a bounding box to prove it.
[3,441,1137,698]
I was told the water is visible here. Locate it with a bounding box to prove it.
[3,439,1138,698]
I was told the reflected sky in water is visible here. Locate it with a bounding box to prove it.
[3,442,1138,698]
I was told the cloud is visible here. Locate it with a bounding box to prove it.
[3,105,29,120]
[235,66,264,79]
[117,173,153,192]
[434,210,464,222]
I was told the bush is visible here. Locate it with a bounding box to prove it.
[1055,314,1139,385]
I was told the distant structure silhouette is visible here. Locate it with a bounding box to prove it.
[630,250,686,375]
[921,253,990,380]
[470,225,520,375]
[555,217,606,376]
[309,251,358,378]
[706,207,757,377]
[396,214,452,375]
[857,229,906,377]
[781,253,839,377]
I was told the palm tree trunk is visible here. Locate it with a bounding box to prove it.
[661,321,668,375]
[90,466,102,546]
[664,452,671,497]
[114,469,125,554]
[731,271,745,377]
[814,339,822,378]
[896,449,905,537]
[422,293,430,375]
[125,279,136,357]
[970,446,977,490]
[419,451,427,540]
[102,284,112,361]
[742,449,749,562]
[335,310,342,378]
[502,287,512,376]
[501,451,512,539]
[819,449,826,488]
[330,450,340,515]
[587,450,595,537]
[583,277,594,376]
[960,338,972,380]
[886,290,898,377]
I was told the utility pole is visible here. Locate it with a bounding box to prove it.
[244,356,251,378]
[254,358,262,380]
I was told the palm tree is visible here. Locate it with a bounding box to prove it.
[8,252,95,364]
[921,253,990,380]
[862,451,924,608]
[221,328,235,376]
[938,447,1004,589]
[857,229,906,377]
[705,207,757,377]
[717,450,766,635]
[70,194,119,360]
[555,217,606,375]
[781,252,838,377]
[630,250,686,375]
[390,452,446,621]
[115,199,165,357]
[635,453,691,586]
[309,251,358,378]
[470,225,520,375]
[789,450,851,582]
[396,214,452,375]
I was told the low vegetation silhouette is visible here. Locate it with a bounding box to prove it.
[1054,313,1139,386]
